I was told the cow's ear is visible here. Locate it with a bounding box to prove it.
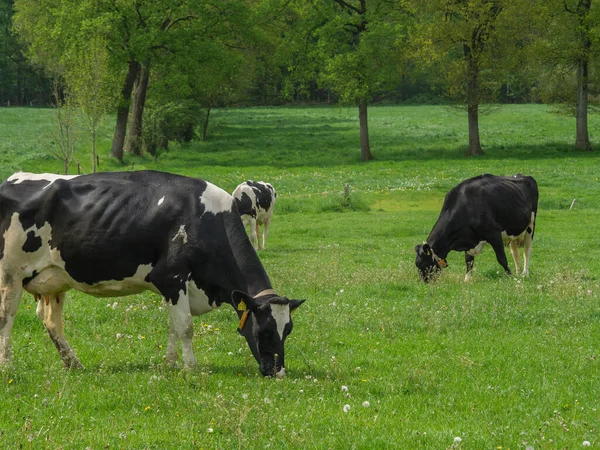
[289,299,305,312]
[231,290,258,312]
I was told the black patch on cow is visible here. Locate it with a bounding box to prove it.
[235,192,256,217]
[22,231,42,253]
[247,181,274,212]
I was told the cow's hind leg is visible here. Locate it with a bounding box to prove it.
[0,278,22,366]
[261,218,271,250]
[464,253,475,282]
[36,293,83,369]
[167,292,197,370]
[509,240,522,275]
[249,217,259,250]
[522,229,533,276]
[489,233,512,275]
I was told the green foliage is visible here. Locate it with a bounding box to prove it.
[142,101,201,157]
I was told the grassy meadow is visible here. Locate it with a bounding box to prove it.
[1,104,599,449]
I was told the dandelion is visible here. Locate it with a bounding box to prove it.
[112,302,118,309]
[454,437,462,444]
[144,406,151,411]
[207,428,214,433]
[362,401,370,408]
[583,441,591,447]
[341,385,349,392]
[343,404,351,413]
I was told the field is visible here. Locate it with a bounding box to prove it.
[1,104,599,449]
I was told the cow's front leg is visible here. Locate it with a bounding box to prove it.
[488,233,512,275]
[164,312,179,367]
[168,292,197,370]
[464,253,475,282]
[36,293,83,369]
[0,279,22,367]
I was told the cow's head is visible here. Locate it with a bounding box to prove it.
[415,243,446,282]
[232,290,304,377]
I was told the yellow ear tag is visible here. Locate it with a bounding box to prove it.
[238,310,249,331]
[438,259,447,268]
[426,250,431,256]
[238,300,246,311]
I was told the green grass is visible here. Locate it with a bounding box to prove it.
[1,104,599,449]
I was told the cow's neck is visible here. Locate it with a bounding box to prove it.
[427,217,457,260]
[223,211,274,297]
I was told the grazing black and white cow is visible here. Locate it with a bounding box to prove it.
[0,171,304,377]
[232,181,277,250]
[415,174,538,282]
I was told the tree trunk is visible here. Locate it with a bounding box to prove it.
[124,60,151,156]
[465,45,483,155]
[91,127,97,173]
[110,59,140,161]
[358,101,373,161]
[575,1,592,151]
[202,105,211,141]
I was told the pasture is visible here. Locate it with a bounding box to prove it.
[1,104,599,449]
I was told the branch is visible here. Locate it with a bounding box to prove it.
[332,0,362,15]
[163,15,197,31]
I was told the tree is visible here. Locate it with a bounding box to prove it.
[68,33,116,172]
[418,0,510,155]
[537,0,599,150]
[285,0,410,161]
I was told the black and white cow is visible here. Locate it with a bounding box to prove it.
[415,174,538,282]
[0,171,304,377]
[232,181,277,250]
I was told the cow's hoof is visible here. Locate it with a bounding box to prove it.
[163,354,178,369]
[64,359,84,370]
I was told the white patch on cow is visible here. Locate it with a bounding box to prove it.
[200,182,233,215]
[270,303,290,340]
[467,241,486,256]
[188,280,215,316]
[7,172,78,189]
[172,225,188,244]
[158,196,165,206]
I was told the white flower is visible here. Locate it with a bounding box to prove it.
[116,333,123,339]
[299,389,304,394]
[228,352,233,356]
[207,428,214,433]
[454,437,462,444]
[362,401,370,408]
[264,398,271,405]
[111,302,118,309]
[341,385,349,392]
[343,404,351,413]
[583,441,591,447]
[242,393,248,400]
